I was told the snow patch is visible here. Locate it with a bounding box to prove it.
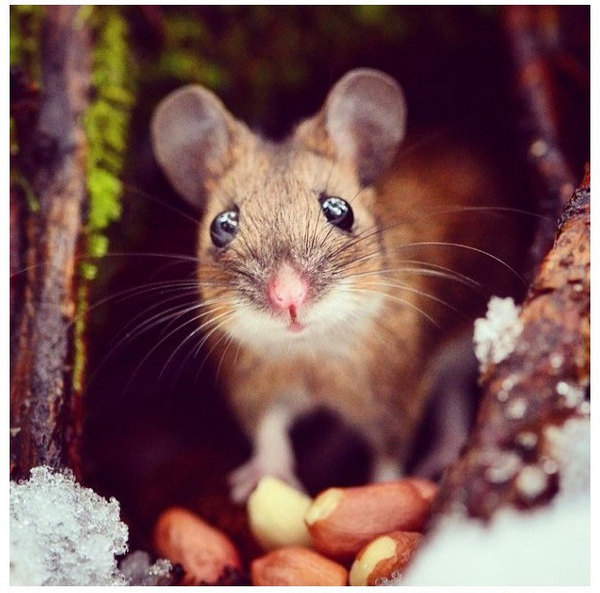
[544,415,590,495]
[10,466,172,586]
[10,467,128,585]
[119,550,174,586]
[402,498,589,585]
[401,416,590,585]
[473,296,523,370]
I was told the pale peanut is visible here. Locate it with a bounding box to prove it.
[247,476,313,550]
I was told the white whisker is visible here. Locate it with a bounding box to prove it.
[341,286,440,328]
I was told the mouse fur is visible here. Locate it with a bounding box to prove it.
[151,69,523,502]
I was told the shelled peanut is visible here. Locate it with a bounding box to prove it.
[153,507,242,585]
[304,481,431,561]
[246,476,437,585]
[349,531,423,585]
[251,546,348,586]
[403,477,439,503]
[247,476,313,550]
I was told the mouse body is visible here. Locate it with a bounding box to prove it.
[151,69,521,502]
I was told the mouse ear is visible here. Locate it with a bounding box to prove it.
[151,85,243,208]
[297,69,407,186]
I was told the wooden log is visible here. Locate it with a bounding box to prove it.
[10,6,90,478]
[434,170,589,519]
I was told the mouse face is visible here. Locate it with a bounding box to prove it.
[196,147,385,350]
[152,69,407,353]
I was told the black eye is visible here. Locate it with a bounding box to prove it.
[319,194,354,231]
[210,210,239,247]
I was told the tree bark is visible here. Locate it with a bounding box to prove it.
[434,170,589,520]
[10,5,90,479]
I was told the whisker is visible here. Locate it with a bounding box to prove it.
[122,181,200,227]
[169,307,242,389]
[193,304,252,378]
[358,280,470,320]
[344,263,482,290]
[158,306,235,380]
[118,294,228,347]
[86,299,220,388]
[86,282,234,379]
[342,286,440,328]
[437,204,549,220]
[394,241,527,286]
[214,332,237,382]
[61,281,203,352]
[121,303,232,393]
[10,250,200,279]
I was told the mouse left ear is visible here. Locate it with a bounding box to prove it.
[296,69,407,186]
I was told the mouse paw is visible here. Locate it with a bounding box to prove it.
[228,459,262,504]
[372,455,403,483]
[228,456,303,504]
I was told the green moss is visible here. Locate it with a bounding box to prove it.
[10,5,43,78]
[10,169,39,213]
[73,6,136,392]
[84,7,135,239]
[153,12,228,88]
[352,5,390,25]
[72,284,90,394]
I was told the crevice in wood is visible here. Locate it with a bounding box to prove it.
[502,5,581,278]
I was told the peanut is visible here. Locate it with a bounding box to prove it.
[153,507,241,585]
[349,531,422,585]
[247,476,313,550]
[305,480,430,560]
[251,546,348,586]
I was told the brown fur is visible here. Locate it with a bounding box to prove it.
[196,139,514,466]
[151,69,524,486]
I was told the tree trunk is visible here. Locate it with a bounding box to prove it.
[10,5,90,479]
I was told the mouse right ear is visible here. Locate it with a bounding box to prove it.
[151,85,244,208]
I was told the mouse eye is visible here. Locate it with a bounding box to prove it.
[319,194,354,231]
[210,210,239,247]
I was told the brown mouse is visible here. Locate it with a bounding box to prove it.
[151,69,523,502]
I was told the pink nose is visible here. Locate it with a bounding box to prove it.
[267,264,308,311]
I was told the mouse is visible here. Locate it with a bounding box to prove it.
[150,68,524,503]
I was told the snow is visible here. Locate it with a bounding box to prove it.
[401,416,590,586]
[473,296,523,370]
[544,415,590,494]
[401,497,589,585]
[10,466,172,586]
[119,550,174,586]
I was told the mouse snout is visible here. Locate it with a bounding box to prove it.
[267,263,309,312]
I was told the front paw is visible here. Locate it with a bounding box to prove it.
[228,457,303,504]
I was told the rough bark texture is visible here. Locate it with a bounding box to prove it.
[10,6,90,478]
[434,171,589,520]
